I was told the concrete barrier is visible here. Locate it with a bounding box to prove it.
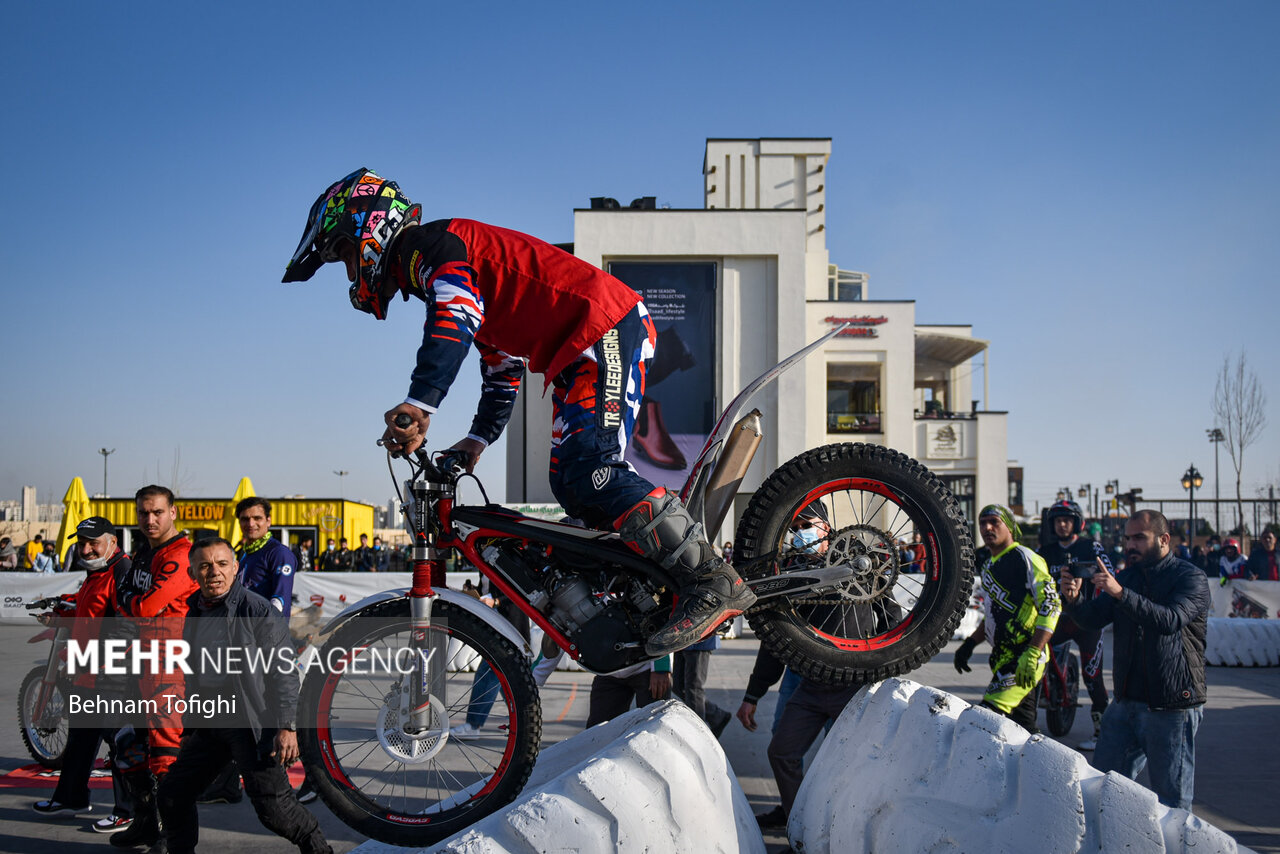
[353,700,764,854]
[790,678,1251,854]
[1206,618,1280,666]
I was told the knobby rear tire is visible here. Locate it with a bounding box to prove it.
[735,442,974,685]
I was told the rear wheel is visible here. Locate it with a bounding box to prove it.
[18,666,67,769]
[298,597,541,847]
[1045,648,1080,737]
[735,443,974,685]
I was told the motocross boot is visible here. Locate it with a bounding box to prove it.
[111,772,160,849]
[1078,709,1104,751]
[616,489,756,656]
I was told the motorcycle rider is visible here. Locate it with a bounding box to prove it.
[1218,537,1247,580]
[110,485,199,851]
[283,169,754,655]
[1037,499,1115,750]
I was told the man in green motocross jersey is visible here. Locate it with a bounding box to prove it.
[954,505,1061,731]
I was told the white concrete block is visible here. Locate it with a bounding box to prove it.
[789,678,1252,854]
[1206,618,1280,667]
[354,700,764,854]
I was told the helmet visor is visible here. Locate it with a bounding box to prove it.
[282,191,331,283]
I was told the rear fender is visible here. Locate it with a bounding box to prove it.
[317,587,533,660]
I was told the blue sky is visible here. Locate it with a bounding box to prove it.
[3,1,1277,521]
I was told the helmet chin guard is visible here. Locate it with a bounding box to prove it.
[283,168,421,320]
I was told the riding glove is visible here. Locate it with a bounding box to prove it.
[953,637,978,673]
[1015,645,1048,688]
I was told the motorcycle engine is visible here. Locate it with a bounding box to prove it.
[479,541,665,672]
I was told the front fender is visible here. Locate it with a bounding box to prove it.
[318,587,533,661]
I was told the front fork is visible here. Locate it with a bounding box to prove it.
[406,472,453,734]
[408,553,450,733]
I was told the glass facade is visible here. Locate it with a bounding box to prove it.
[826,363,882,434]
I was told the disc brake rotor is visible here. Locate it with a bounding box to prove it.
[821,524,901,603]
[375,679,450,764]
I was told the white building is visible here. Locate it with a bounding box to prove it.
[506,138,1006,535]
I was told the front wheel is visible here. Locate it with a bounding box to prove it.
[297,597,541,847]
[18,666,67,769]
[735,443,974,685]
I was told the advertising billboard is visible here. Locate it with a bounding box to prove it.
[608,262,717,492]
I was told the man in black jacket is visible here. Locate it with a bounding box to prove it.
[155,538,331,854]
[1060,509,1209,810]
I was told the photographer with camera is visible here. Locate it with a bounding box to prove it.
[1060,510,1209,810]
[1037,500,1115,750]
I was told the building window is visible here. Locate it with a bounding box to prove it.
[827,363,881,434]
[939,475,976,531]
[827,266,866,301]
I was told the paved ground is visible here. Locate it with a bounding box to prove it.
[0,623,1274,852]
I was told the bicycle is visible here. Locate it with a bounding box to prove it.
[296,325,976,846]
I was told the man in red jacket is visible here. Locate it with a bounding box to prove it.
[283,169,754,655]
[33,516,133,827]
[110,485,198,850]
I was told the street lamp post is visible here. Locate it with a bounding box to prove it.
[1077,484,1093,521]
[1181,464,1204,543]
[1103,479,1121,538]
[333,470,349,500]
[1206,428,1224,535]
[98,448,115,498]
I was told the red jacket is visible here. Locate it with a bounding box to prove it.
[399,219,643,422]
[68,548,129,688]
[117,534,197,651]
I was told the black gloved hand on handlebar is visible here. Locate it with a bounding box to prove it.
[954,636,979,673]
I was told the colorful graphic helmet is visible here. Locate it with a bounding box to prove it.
[282,168,421,320]
[1224,537,1241,552]
[1045,499,1084,534]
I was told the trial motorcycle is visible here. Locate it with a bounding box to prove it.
[296,325,976,846]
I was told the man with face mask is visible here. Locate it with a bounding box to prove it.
[32,517,134,830]
[316,539,339,572]
[750,501,874,831]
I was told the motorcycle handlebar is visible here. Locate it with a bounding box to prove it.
[26,595,68,611]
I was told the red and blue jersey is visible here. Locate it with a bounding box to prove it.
[395,219,642,445]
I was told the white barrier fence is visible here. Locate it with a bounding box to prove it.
[1206,618,1280,667]
[353,700,763,854]
[791,678,1251,854]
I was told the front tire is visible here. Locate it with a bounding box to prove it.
[18,666,67,769]
[297,597,541,847]
[735,443,974,685]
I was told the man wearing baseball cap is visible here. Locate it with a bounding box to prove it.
[954,504,1061,732]
[33,516,135,832]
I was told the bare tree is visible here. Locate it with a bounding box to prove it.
[1212,352,1267,534]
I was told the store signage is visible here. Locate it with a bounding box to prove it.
[826,315,889,338]
[925,422,964,460]
[176,503,227,522]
